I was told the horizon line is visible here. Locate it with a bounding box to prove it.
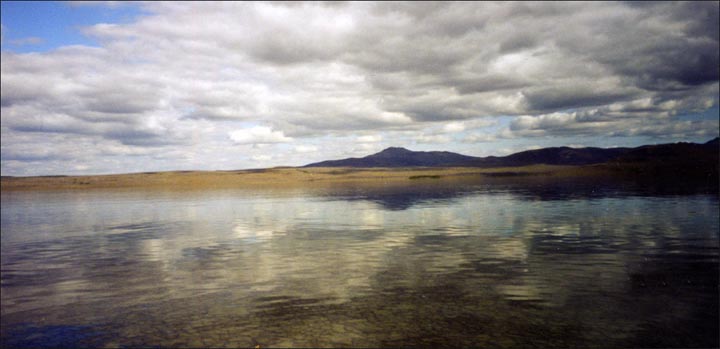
[3,137,717,178]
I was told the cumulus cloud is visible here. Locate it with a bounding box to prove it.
[251,154,272,162]
[1,2,718,175]
[507,108,719,140]
[229,126,292,145]
[294,145,319,153]
[356,135,382,143]
[414,133,451,144]
[443,122,466,133]
[462,133,497,143]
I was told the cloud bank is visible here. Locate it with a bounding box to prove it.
[1,2,718,175]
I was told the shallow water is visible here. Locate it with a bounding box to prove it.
[1,180,718,348]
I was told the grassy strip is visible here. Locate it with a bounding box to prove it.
[4,163,710,191]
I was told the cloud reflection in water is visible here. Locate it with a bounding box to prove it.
[1,179,717,347]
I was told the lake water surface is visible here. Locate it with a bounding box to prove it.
[1,179,718,348]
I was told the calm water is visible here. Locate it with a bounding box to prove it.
[1,179,718,348]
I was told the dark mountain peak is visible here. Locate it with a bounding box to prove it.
[705,137,719,146]
[304,146,478,167]
[304,139,719,168]
[378,147,413,154]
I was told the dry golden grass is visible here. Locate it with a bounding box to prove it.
[1,165,618,191]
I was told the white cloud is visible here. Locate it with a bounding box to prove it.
[442,122,466,133]
[414,134,451,144]
[505,101,720,139]
[294,145,318,153]
[229,126,292,145]
[462,133,496,143]
[1,2,717,175]
[356,135,382,143]
[251,155,271,161]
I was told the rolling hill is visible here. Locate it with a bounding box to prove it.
[304,138,719,168]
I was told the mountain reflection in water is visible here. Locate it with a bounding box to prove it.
[1,178,718,348]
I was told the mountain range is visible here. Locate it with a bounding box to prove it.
[305,137,719,168]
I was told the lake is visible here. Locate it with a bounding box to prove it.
[1,179,718,348]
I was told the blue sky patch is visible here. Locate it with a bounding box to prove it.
[1,1,143,53]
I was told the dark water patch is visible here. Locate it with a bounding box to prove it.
[333,185,476,210]
[178,244,243,262]
[288,224,386,242]
[529,233,619,255]
[0,324,112,349]
[314,176,718,212]
[107,221,187,234]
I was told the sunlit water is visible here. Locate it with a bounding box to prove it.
[1,180,718,348]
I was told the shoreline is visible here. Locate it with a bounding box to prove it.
[1,165,611,191]
[4,163,716,192]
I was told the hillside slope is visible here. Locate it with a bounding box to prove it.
[304,138,719,168]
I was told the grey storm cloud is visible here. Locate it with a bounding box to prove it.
[1,1,718,175]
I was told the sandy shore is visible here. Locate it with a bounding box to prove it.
[1,165,617,191]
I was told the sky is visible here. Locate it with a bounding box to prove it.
[1,1,718,176]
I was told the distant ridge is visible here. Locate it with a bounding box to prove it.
[304,147,481,167]
[304,138,719,168]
